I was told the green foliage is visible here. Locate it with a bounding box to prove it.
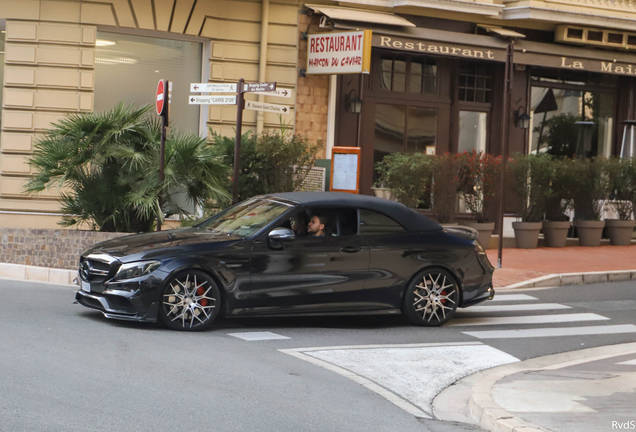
[605,157,635,221]
[211,129,320,202]
[544,157,575,222]
[458,151,501,223]
[26,103,230,232]
[565,157,608,221]
[431,153,463,224]
[507,153,553,222]
[374,153,433,208]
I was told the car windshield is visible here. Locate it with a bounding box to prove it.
[198,198,293,237]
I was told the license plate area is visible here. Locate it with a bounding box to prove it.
[81,280,91,292]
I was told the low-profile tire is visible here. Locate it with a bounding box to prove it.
[158,270,221,331]
[402,268,459,326]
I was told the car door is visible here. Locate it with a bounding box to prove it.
[245,207,370,314]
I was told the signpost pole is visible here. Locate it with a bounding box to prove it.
[157,79,170,232]
[497,41,514,267]
[233,78,245,203]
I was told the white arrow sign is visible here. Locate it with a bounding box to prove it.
[189,95,237,105]
[245,100,293,114]
[190,83,237,93]
[252,88,293,98]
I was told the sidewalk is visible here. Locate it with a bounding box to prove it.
[487,245,636,288]
[467,342,636,432]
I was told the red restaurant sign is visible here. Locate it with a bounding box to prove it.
[307,30,372,75]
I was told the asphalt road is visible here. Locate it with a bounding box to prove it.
[1,279,635,432]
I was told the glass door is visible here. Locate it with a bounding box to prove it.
[458,111,488,154]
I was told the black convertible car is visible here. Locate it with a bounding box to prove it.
[75,192,495,330]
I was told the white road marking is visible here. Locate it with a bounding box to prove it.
[489,294,538,302]
[280,343,518,418]
[616,359,636,365]
[447,313,610,327]
[463,324,636,339]
[460,303,571,313]
[227,331,290,341]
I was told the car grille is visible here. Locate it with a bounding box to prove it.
[79,255,118,283]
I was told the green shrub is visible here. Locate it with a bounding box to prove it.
[26,103,230,232]
[211,130,320,202]
[507,153,553,222]
[374,153,433,208]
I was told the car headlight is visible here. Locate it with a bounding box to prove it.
[113,261,161,281]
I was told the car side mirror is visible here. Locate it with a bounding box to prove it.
[269,227,295,242]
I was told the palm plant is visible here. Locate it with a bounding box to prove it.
[26,104,230,232]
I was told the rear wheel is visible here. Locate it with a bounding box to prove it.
[158,270,220,331]
[402,268,459,326]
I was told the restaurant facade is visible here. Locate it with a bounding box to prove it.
[2,0,636,228]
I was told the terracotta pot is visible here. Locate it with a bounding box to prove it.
[574,220,605,247]
[542,221,571,248]
[605,219,635,246]
[512,222,542,249]
[464,222,495,249]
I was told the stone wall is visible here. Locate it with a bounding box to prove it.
[0,228,128,270]
[295,13,330,158]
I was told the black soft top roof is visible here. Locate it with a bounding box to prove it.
[265,192,442,232]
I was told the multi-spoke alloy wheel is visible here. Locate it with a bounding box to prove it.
[158,270,220,331]
[402,268,459,326]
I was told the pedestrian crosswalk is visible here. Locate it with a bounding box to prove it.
[452,293,636,340]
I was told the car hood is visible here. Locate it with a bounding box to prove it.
[82,227,245,263]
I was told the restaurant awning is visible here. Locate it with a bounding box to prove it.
[304,5,416,27]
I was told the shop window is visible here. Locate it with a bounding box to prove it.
[458,111,487,153]
[380,55,437,94]
[373,103,438,181]
[529,87,614,157]
[94,32,203,134]
[459,63,493,103]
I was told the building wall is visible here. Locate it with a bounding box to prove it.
[0,0,301,229]
[295,12,329,158]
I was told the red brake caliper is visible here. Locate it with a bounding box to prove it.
[196,286,208,306]
[440,290,447,304]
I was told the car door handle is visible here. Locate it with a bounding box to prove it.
[340,246,361,253]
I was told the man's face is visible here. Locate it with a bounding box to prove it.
[307,215,324,235]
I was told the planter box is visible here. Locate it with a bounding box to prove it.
[512,222,542,249]
[463,222,495,249]
[605,219,636,246]
[542,221,571,248]
[574,220,605,247]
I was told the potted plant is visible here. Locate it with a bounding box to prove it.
[542,157,573,248]
[459,151,501,248]
[569,157,609,247]
[374,153,433,208]
[605,157,635,246]
[507,154,552,248]
[431,153,463,224]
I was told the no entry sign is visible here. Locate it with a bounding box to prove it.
[156,80,165,115]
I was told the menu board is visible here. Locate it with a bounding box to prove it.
[330,147,360,193]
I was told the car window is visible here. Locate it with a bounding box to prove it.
[199,198,293,237]
[359,209,406,234]
[305,207,358,237]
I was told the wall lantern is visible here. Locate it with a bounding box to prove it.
[345,89,363,114]
[514,106,531,129]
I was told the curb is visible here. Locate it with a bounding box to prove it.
[501,269,636,290]
[0,262,76,286]
[467,342,636,432]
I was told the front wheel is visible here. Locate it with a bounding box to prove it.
[402,268,459,326]
[158,270,221,331]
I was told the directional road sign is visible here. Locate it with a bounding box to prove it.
[190,83,237,93]
[243,82,276,93]
[189,95,237,105]
[252,88,292,98]
[245,100,292,114]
